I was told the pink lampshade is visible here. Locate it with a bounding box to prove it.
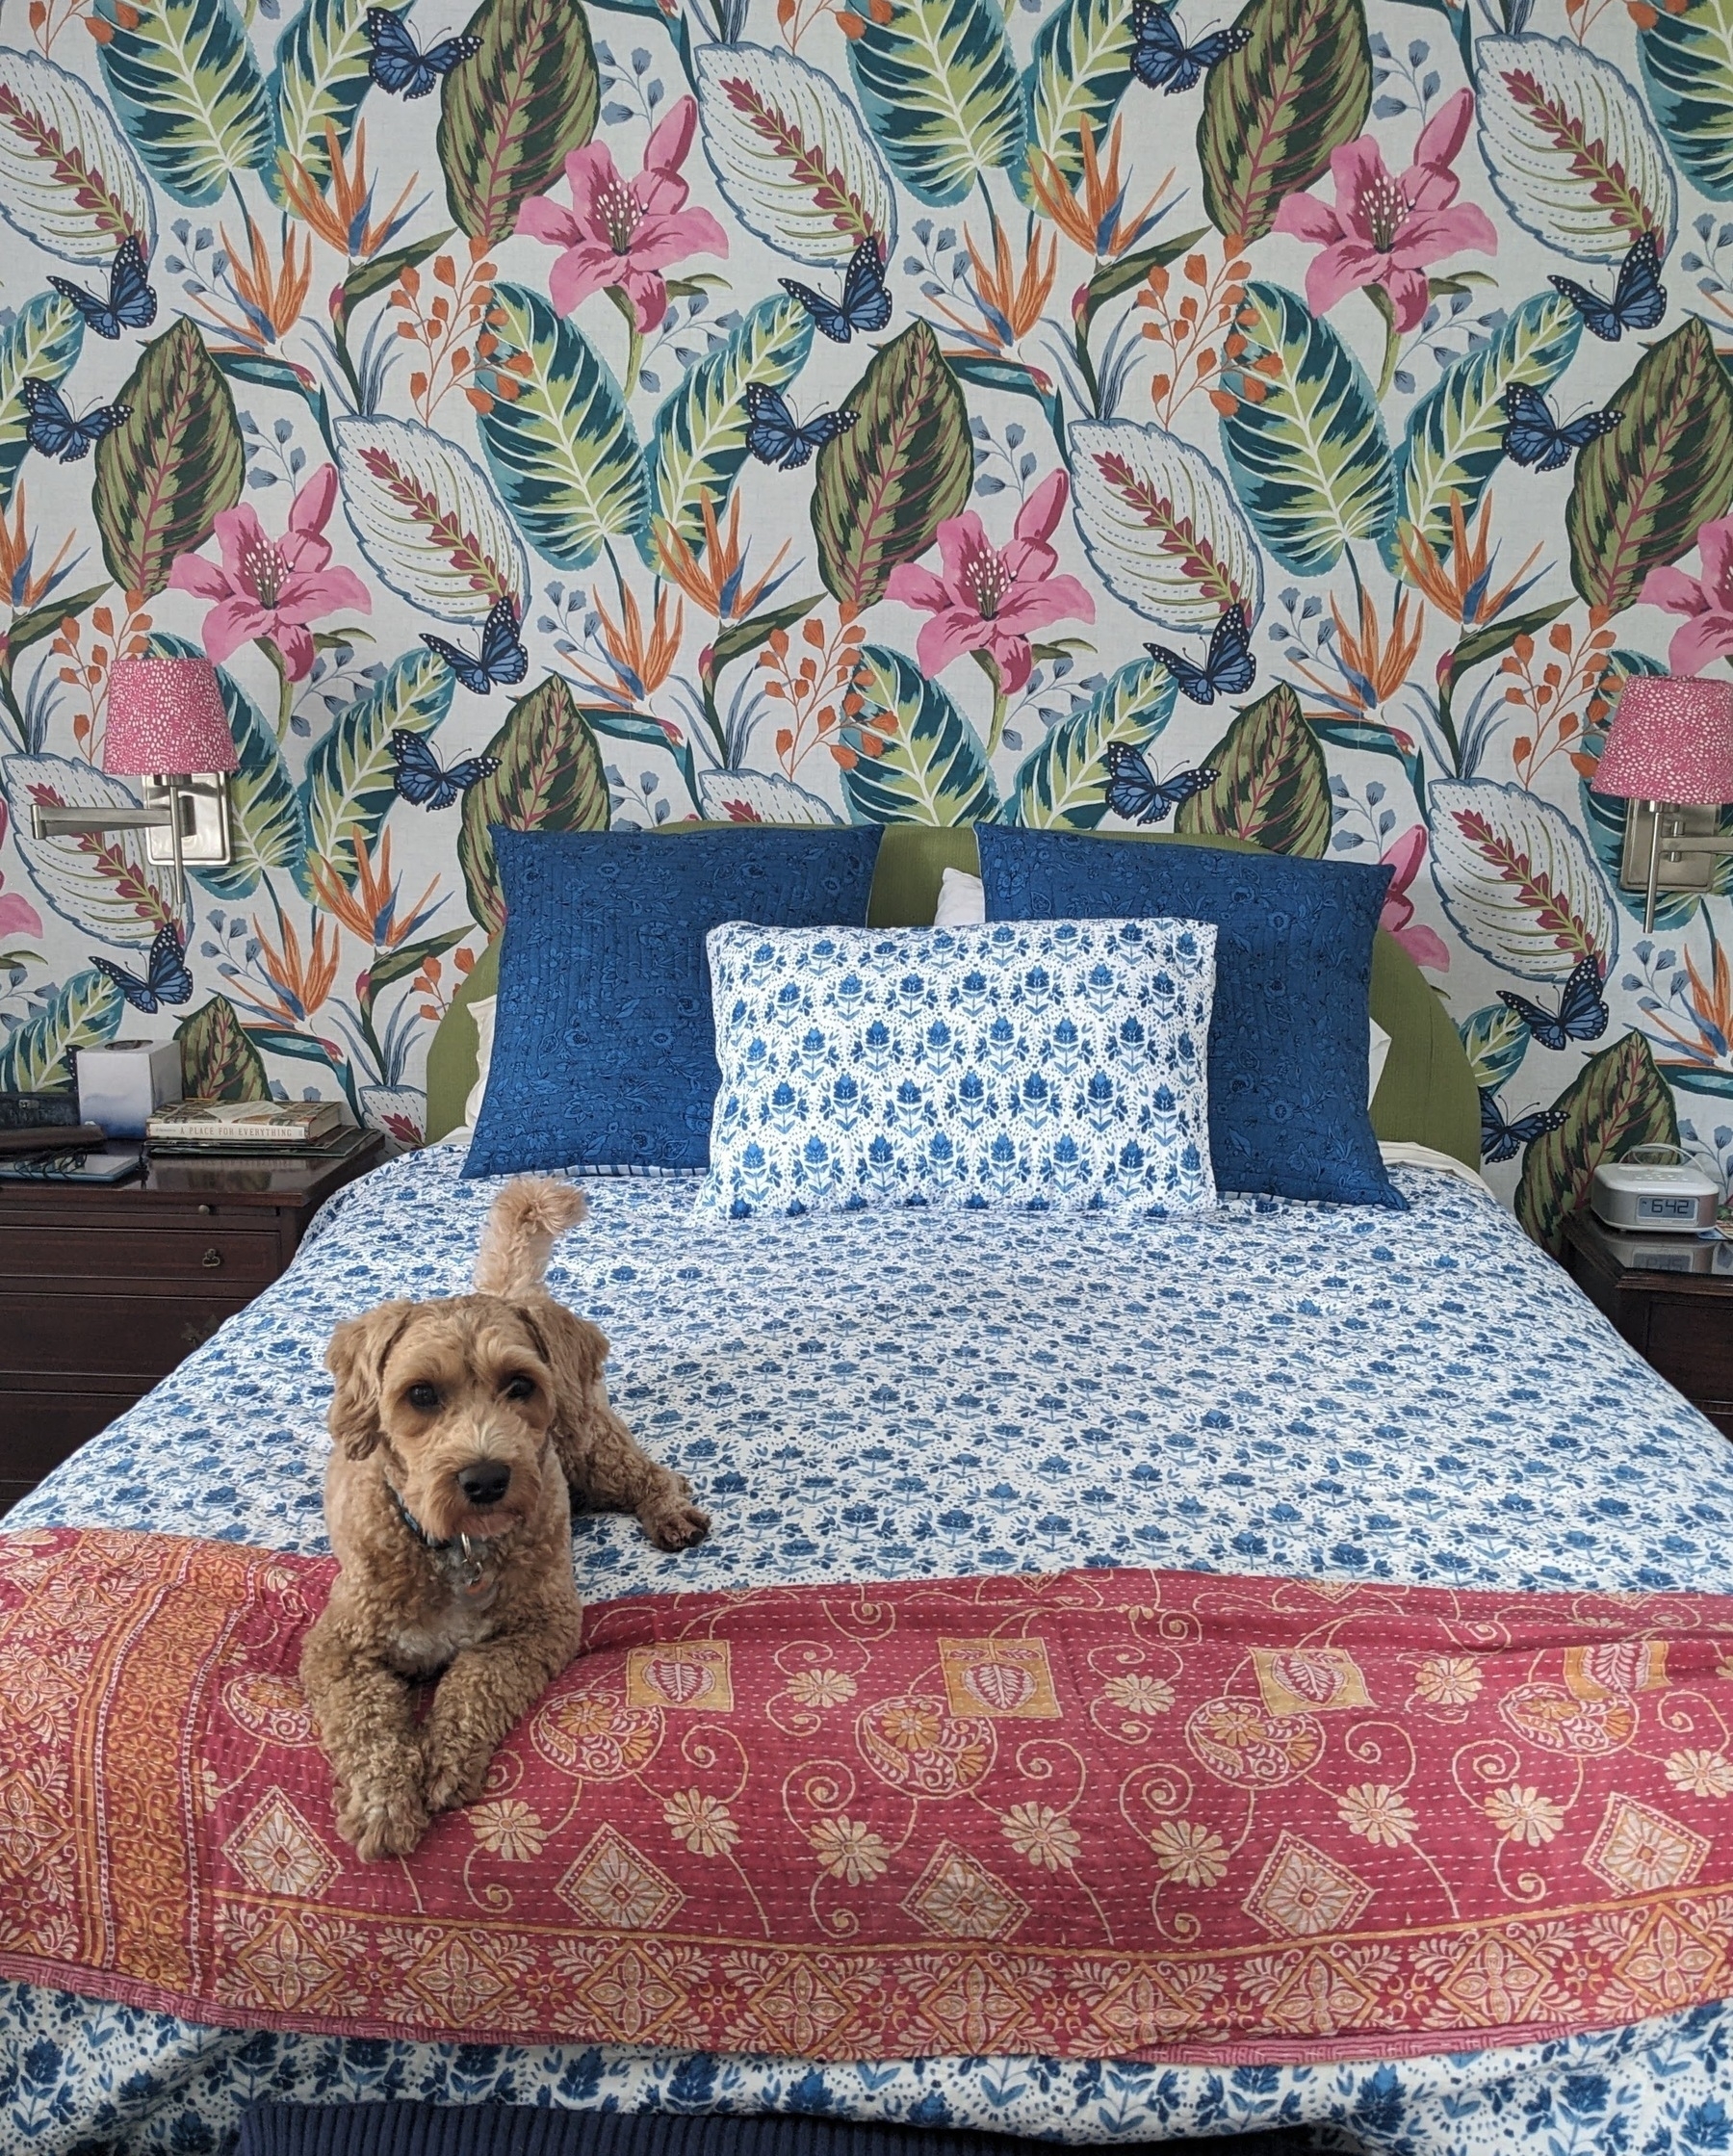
[1595,673,1733,804]
[103,656,238,778]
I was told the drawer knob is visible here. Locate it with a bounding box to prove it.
[202,1247,222,1269]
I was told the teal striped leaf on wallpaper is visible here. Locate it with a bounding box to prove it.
[846,0,1025,206]
[91,0,273,205]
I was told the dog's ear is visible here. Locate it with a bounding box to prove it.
[519,1295,609,1428]
[475,1178,587,1298]
[325,1301,414,1459]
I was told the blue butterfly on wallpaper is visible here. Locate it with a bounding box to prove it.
[1548,232,1666,343]
[780,239,892,344]
[1145,603,1255,705]
[48,237,155,340]
[420,597,528,693]
[1501,383,1622,472]
[390,730,501,810]
[91,924,193,1015]
[1130,0,1250,91]
[744,384,857,469]
[21,379,128,462]
[1102,742,1219,824]
[365,7,479,95]
[1480,1089,1567,1164]
[1498,955,1610,1051]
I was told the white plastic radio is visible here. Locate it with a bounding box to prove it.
[1590,1146,1722,1233]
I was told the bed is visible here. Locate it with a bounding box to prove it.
[4,831,1733,2156]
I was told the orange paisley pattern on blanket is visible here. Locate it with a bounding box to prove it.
[8,1528,1733,2065]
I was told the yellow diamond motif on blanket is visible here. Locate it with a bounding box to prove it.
[558,1825,685,1930]
[1253,1946,1384,2036]
[1437,1931,1559,2026]
[1609,1904,1725,2013]
[230,1912,344,2012]
[1088,1960,1226,2045]
[571,1941,691,2041]
[223,1790,338,1899]
[903,1955,1042,2053]
[737,1959,864,2054]
[903,1841,1029,1940]
[1585,1795,1711,1895]
[1243,1834,1372,1939]
[938,1637,1061,1718]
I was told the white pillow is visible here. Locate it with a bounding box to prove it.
[698,916,1218,1218]
[936,870,1395,1108]
[461,995,497,1133]
[934,865,988,926]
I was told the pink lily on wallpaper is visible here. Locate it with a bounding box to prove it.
[168,464,370,682]
[1273,90,1496,331]
[886,471,1095,694]
[517,96,727,333]
[1379,825,1450,972]
[1640,514,1733,674]
[0,803,43,946]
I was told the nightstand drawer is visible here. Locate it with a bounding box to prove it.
[1646,1299,1733,1398]
[0,1223,282,1289]
[9,1291,251,1378]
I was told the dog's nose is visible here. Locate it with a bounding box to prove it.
[457,1462,510,1508]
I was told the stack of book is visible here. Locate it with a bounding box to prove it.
[145,1100,364,1159]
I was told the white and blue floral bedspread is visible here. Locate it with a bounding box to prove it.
[6,1147,1733,2155]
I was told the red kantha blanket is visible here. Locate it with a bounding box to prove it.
[3,1526,1733,2064]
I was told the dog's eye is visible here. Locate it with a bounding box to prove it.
[503,1374,536,1402]
[405,1382,440,1412]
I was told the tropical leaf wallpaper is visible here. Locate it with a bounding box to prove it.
[1,0,1731,1242]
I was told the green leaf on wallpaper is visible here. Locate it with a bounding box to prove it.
[479,284,646,573]
[1175,682,1330,856]
[1217,280,1394,577]
[268,0,375,196]
[93,318,245,598]
[92,0,273,206]
[175,993,271,1102]
[1007,656,1177,829]
[1394,291,1580,562]
[642,296,812,564]
[0,47,157,263]
[841,644,999,825]
[0,294,83,511]
[437,0,600,244]
[845,0,1024,206]
[812,320,971,610]
[1459,1002,1530,1093]
[1022,0,1134,191]
[0,969,123,1093]
[145,632,309,901]
[300,650,454,883]
[1568,317,1733,614]
[1642,0,1733,199]
[458,676,609,934]
[1198,0,1371,243]
[1517,1029,1678,1254]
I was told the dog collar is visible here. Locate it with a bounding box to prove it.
[385,1482,501,1600]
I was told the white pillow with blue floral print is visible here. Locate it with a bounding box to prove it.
[697,916,1218,1218]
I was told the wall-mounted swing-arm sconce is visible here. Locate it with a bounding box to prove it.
[1592,674,1733,933]
[27,656,237,911]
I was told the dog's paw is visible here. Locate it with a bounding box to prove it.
[422,1733,494,1814]
[644,1497,710,1550]
[337,1779,429,1862]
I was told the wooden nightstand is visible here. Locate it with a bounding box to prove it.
[1563,1208,1733,1437]
[0,1133,385,1513]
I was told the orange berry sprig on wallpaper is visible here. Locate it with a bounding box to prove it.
[389,239,498,425]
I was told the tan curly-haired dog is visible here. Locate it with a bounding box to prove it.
[300,1178,709,1861]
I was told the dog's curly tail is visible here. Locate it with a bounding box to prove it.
[475,1177,588,1297]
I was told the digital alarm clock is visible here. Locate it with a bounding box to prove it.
[1590,1151,1722,1233]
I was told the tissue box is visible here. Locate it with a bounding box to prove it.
[76,1039,183,1137]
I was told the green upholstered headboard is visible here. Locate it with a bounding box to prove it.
[425,825,1481,1169]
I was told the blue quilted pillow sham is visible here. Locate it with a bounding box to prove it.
[975,830,1402,1208]
[697,916,1218,1218]
[464,826,882,1177]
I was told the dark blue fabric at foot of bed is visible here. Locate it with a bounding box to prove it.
[233,2103,1321,2156]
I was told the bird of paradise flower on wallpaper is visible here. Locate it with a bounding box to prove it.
[1,0,1733,1246]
